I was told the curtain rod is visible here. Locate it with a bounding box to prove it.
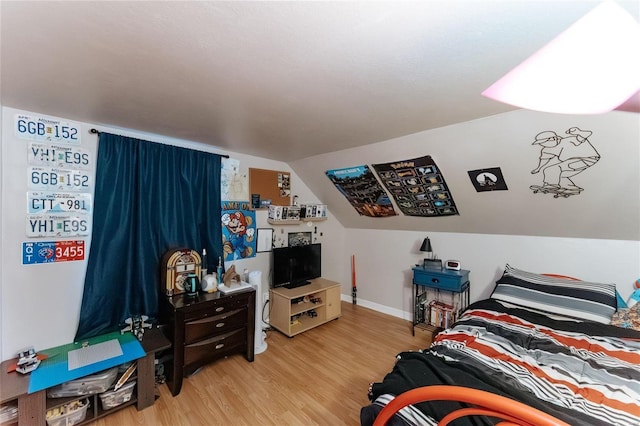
[89,128,230,158]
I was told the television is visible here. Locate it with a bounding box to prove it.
[272,243,321,289]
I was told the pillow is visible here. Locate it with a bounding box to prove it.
[611,306,640,330]
[490,265,617,324]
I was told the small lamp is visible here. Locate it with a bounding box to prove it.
[420,237,442,269]
[420,237,433,261]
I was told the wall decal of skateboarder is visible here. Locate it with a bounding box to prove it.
[530,127,600,198]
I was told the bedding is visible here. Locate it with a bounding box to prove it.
[361,298,640,426]
[491,265,617,324]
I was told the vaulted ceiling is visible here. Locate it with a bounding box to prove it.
[3,1,636,162]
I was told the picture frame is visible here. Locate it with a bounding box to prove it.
[251,194,261,209]
[288,231,311,247]
[256,228,274,252]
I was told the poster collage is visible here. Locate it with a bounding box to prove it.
[221,158,305,261]
[326,155,459,218]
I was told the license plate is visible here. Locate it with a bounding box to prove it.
[15,114,81,144]
[27,192,92,214]
[22,240,85,264]
[28,143,91,170]
[26,214,91,237]
[28,167,92,192]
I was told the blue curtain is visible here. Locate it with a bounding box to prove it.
[75,133,222,340]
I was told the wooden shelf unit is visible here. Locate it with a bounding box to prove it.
[269,278,341,337]
[266,203,328,225]
[0,328,170,426]
[266,219,301,225]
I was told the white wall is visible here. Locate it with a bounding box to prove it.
[0,106,343,360]
[289,107,640,321]
[292,109,640,241]
[345,229,639,320]
[0,103,4,360]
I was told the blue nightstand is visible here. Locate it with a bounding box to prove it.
[412,266,470,336]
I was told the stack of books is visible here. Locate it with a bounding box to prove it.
[428,300,456,329]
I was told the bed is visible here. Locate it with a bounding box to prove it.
[361,265,640,426]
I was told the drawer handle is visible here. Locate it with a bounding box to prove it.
[215,343,224,350]
[187,308,243,325]
[215,307,225,312]
[216,322,225,328]
[431,278,439,283]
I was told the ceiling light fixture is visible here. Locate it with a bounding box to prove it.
[482,1,640,114]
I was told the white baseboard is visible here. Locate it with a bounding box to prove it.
[340,294,411,321]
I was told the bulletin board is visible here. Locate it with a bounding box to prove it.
[249,168,291,207]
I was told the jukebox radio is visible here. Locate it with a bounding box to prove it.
[160,248,202,296]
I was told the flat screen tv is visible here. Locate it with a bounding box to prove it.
[272,243,321,289]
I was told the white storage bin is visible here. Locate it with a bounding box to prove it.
[47,367,118,398]
[0,404,18,424]
[99,381,136,410]
[46,399,89,426]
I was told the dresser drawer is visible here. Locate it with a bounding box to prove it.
[184,294,248,322]
[184,307,247,344]
[413,268,470,291]
[184,329,246,367]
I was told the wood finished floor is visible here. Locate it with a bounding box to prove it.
[96,302,430,425]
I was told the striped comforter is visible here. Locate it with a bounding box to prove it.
[362,299,640,426]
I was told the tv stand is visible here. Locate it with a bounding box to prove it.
[269,278,341,337]
[283,280,310,290]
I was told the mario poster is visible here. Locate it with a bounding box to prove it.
[221,201,256,261]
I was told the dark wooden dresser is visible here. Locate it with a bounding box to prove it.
[159,289,255,396]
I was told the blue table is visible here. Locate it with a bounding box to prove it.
[412,266,471,336]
